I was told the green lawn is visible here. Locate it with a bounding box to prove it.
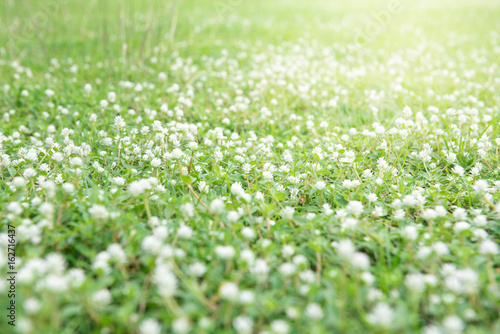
[1,0,500,333]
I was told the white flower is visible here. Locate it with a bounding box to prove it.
[472,180,489,194]
[227,210,240,223]
[153,265,177,297]
[279,263,296,277]
[215,245,235,259]
[233,316,253,334]
[100,100,109,108]
[281,206,295,220]
[52,152,64,163]
[171,148,184,159]
[189,262,206,277]
[342,179,361,189]
[91,289,112,306]
[151,158,162,167]
[178,224,193,239]
[333,239,356,259]
[402,225,418,240]
[62,183,75,193]
[24,298,41,314]
[113,177,126,186]
[198,181,209,193]
[453,207,467,221]
[241,227,256,239]
[209,199,225,214]
[479,239,499,255]
[129,179,151,197]
[114,116,126,129]
[341,217,358,230]
[270,320,290,334]
[442,315,464,333]
[67,268,86,288]
[239,290,255,304]
[7,202,23,215]
[107,244,127,264]
[231,182,244,196]
[315,181,326,190]
[473,215,487,226]
[323,203,334,215]
[346,201,363,217]
[367,303,394,328]
[452,165,465,177]
[305,303,324,320]
[251,259,269,279]
[23,167,37,178]
[139,319,162,334]
[12,177,26,188]
[172,317,191,334]
[372,206,384,217]
[366,193,378,202]
[351,252,370,270]
[453,221,470,233]
[219,282,239,301]
[88,204,109,220]
[70,157,83,166]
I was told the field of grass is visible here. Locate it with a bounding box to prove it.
[1,0,500,333]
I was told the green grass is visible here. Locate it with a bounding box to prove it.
[1,0,500,333]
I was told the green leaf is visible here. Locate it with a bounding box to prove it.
[317,169,330,175]
[213,164,221,177]
[181,175,193,185]
[264,204,276,213]
[275,192,286,201]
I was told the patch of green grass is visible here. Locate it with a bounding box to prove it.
[1,0,500,333]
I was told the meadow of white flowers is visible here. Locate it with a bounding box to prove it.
[0,0,499,333]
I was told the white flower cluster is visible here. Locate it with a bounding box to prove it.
[1,2,500,333]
